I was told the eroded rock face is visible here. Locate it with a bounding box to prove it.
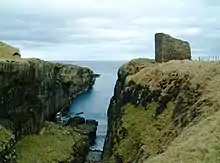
[0,58,94,139]
[155,33,191,62]
[0,42,97,162]
[66,117,98,146]
[102,59,154,162]
[0,57,95,162]
[0,41,20,58]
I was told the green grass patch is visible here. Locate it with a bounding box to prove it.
[111,102,175,162]
[15,122,86,163]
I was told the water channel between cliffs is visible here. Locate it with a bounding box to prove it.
[65,61,126,151]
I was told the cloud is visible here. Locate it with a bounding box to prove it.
[0,0,220,60]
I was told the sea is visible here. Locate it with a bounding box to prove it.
[59,61,127,151]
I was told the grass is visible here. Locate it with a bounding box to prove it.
[110,102,175,162]
[128,60,220,89]
[107,59,220,163]
[15,122,87,163]
[0,125,14,152]
[0,41,20,58]
[146,110,220,163]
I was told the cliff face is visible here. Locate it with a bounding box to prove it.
[155,33,191,62]
[0,58,94,138]
[0,57,95,162]
[103,59,220,163]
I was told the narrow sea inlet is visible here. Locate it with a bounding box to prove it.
[63,61,126,150]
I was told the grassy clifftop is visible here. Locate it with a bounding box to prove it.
[103,59,220,163]
[0,41,20,58]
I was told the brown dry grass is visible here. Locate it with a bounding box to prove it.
[128,60,220,89]
[146,109,220,163]
[0,41,20,58]
[115,59,220,163]
[124,59,220,163]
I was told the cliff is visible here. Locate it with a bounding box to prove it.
[102,58,220,163]
[0,41,97,162]
[0,58,94,138]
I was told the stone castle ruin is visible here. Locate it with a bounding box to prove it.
[155,33,191,62]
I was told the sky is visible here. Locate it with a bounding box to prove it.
[0,0,219,61]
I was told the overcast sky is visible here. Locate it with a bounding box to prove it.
[0,0,219,61]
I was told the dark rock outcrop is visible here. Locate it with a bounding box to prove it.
[66,117,98,146]
[86,119,99,126]
[155,33,191,62]
[86,150,102,163]
[66,116,86,126]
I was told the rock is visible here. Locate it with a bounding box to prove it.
[93,74,101,78]
[77,124,98,146]
[155,33,191,62]
[76,111,84,115]
[0,41,20,58]
[86,119,98,126]
[90,74,100,88]
[66,116,86,127]
[65,116,98,146]
[86,150,102,163]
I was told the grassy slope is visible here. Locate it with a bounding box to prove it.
[146,110,220,163]
[15,122,88,163]
[0,41,19,58]
[146,61,220,163]
[110,60,220,162]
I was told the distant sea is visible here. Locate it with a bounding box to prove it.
[58,61,127,151]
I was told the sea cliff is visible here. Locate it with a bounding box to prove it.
[102,59,220,162]
[0,42,96,162]
[102,34,220,163]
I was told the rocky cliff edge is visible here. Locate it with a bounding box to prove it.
[103,58,220,163]
[0,41,96,162]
